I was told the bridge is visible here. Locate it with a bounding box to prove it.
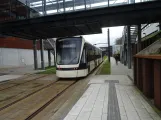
[0,0,161,40]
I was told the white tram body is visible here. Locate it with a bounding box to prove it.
[56,37,103,78]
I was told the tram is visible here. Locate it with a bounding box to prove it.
[56,36,102,78]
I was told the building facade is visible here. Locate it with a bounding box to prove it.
[0,37,54,68]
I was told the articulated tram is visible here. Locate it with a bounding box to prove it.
[56,37,102,78]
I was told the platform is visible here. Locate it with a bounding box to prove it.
[0,75,23,82]
[63,75,161,120]
[63,58,161,120]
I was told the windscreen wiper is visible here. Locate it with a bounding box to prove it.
[67,56,77,64]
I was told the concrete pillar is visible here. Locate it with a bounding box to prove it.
[137,24,141,52]
[33,40,38,70]
[48,49,51,67]
[159,22,161,31]
[127,26,132,69]
[40,39,45,70]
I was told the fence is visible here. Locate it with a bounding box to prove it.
[134,55,161,109]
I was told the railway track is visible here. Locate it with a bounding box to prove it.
[0,74,48,91]
[0,79,78,120]
[0,78,58,111]
[25,80,78,120]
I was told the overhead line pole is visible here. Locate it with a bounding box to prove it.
[107,28,111,63]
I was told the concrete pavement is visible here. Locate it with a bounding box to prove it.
[63,58,161,120]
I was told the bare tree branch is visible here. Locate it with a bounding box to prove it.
[115,37,122,45]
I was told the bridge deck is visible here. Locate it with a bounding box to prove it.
[0,1,161,39]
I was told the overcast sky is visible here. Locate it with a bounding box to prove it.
[83,26,124,47]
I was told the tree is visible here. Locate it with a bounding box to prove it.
[115,37,122,45]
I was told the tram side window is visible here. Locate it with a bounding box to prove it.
[87,46,91,62]
[86,44,96,62]
[94,48,99,60]
[80,49,86,63]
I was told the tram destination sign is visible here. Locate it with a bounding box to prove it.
[60,44,76,48]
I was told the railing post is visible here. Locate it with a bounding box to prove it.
[43,0,46,15]
[133,57,137,85]
[26,0,29,18]
[9,0,12,20]
[63,0,65,12]
[84,0,87,10]
[137,24,141,52]
[154,60,161,109]
[73,0,75,11]
[142,59,154,98]
[136,58,143,91]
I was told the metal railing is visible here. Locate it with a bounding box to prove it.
[0,0,154,22]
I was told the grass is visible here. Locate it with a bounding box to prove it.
[98,56,111,75]
[45,66,55,69]
[37,66,56,74]
[103,56,107,61]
